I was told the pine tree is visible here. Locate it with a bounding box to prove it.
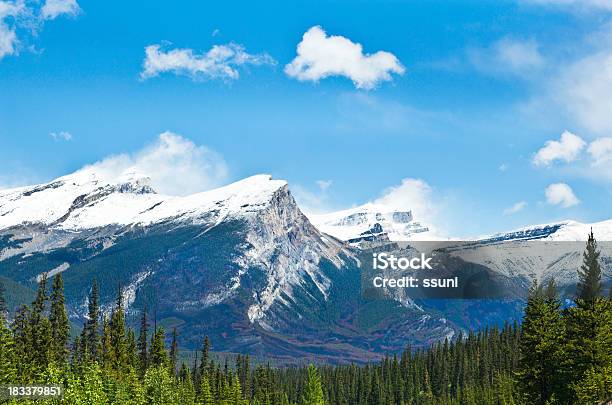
[199,335,210,379]
[12,304,31,380]
[170,327,179,374]
[563,231,612,403]
[199,375,214,405]
[138,305,149,377]
[83,280,101,362]
[109,288,128,372]
[0,279,7,316]
[516,279,565,404]
[302,364,325,405]
[576,229,602,306]
[144,364,179,404]
[30,273,53,376]
[49,273,70,365]
[150,327,168,367]
[101,315,112,368]
[126,328,138,370]
[231,374,245,405]
[0,312,17,383]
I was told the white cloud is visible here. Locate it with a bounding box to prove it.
[41,0,80,20]
[469,38,545,76]
[291,180,334,214]
[552,49,612,135]
[0,0,25,60]
[588,137,612,165]
[0,0,80,61]
[494,38,545,71]
[140,43,276,81]
[499,163,509,172]
[79,132,228,196]
[50,131,72,141]
[503,201,527,215]
[374,178,437,224]
[285,25,405,90]
[545,183,580,207]
[533,131,586,166]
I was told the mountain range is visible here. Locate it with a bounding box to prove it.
[0,168,610,362]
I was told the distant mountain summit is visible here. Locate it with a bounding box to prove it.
[308,203,432,245]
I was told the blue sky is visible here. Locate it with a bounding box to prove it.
[1,0,612,236]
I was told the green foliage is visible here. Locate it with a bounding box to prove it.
[0,314,17,383]
[516,279,566,404]
[150,327,168,368]
[144,365,179,405]
[302,364,325,405]
[577,230,603,305]
[1,232,610,405]
[49,273,70,365]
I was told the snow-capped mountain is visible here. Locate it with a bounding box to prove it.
[0,168,289,231]
[1,167,609,361]
[0,169,456,362]
[440,219,612,293]
[308,203,433,244]
[481,219,612,242]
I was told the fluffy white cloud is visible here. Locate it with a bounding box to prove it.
[545,183,580,207]
[50,131,72,141]
[0,0,80,61]
[41,0,80,20]
[0,0,25,60]
[140,43,276,81]
[503,201,527,215]
[285,26,405,90]
[469,38,545,76]
[588,137,612,165]
[553,49,612,135]
[79,132,228,196]
[533,131,586,166]
[374,178,436,223]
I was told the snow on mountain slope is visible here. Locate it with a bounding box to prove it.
[447,219,612,287]
[0,168,354,334]
[482,219,612,242]
[308,202,437,243]
[0,167,287,231]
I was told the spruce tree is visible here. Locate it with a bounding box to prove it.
[0,279,6,316]
[109,288,128,372]
[100,315,112,368]
[138,305,149,376]
[563,231,612,403]
[150,327,168,367]
[30,273,52,376]
[517,279,565,404]
[199,375,214,405]
[199,335,211,379]
[126,328,138,369]
[0,312,17,384]
[170,327,179,374]
[49,273,70,365]
[576,230,602,306]
[83,280,101,361]
[302,364,325,405]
